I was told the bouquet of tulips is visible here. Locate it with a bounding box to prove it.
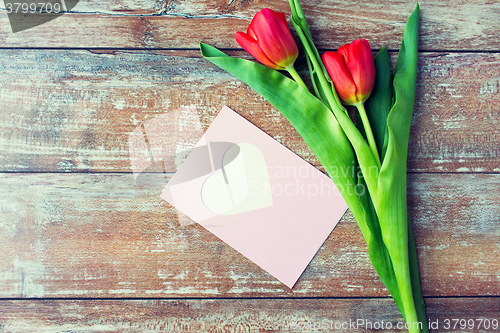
[200,0,427,331]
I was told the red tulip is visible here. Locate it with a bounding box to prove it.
[322,39,375,105]
[235,8,299,71]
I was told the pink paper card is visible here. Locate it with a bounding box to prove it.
[161,106,347,288]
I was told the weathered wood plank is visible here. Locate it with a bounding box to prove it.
[0,298,498,333]
[0,0,499,50]
[0,173,498,298]
[0,50,499,173]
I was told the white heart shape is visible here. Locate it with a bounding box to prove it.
[201,143,272,215]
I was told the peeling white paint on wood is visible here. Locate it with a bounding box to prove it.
[0,298,499,332]
[0,51,499,173]
[0,173,498,298]
[0,0,499,50]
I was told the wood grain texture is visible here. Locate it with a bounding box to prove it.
[0,173,498,298]
[0,0,499,50]
[0,298,499,333]
[0,0,499,325]
[0,50,499,173]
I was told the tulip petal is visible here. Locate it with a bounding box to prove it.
[343,39,375,103]
[322,51,358,105]
[247,25,257,40]
[249,9,298,70]
[235,31,279,69]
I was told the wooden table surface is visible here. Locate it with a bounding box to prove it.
[1,0,499,332]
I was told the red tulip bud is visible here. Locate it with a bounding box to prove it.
[322,39,375,105]
[235,8,299,71]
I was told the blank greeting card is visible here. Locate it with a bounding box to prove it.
[161,106,347,288]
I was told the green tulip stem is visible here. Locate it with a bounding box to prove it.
[356,102,381,167]
[289,9,382,199]
[286,17,337,111]
[286,65,307,89]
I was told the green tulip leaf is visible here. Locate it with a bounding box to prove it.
[365,46,393,161]
[375,4,426,330]
[355,171,405,319]
[408,215,429,333]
